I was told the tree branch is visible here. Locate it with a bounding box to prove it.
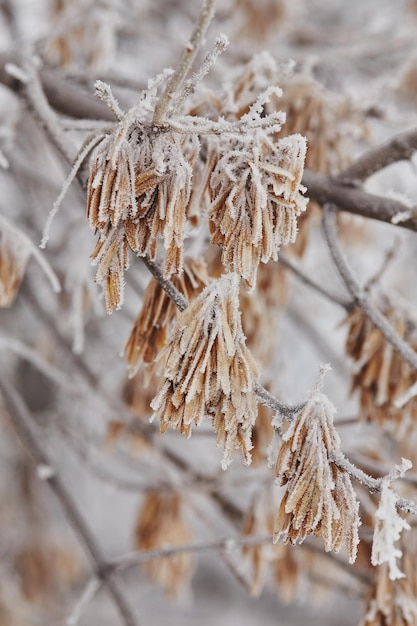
[322,205,417,373]
[339,127,417,182]
[153,0,218,124]
[0,377,139,626]
[303,170,417,231]
[279,254,353,310]
[0,52,115,121]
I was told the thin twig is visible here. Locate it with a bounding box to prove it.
[153,0,218,124]
[322,205,417,373]
[110,534,270,572]
[279,254,353,310]
[67,577,101,626]
[364,236,400,291]
[0,52,115,120]
[0,378,139,626]
[332,452,417,516]
[141,255,188,312]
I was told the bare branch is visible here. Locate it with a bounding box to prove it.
[153,0,218,124]
[322,205,417,373]
[0,377,140,626]
[279,254,353,310]
[0,52,115,120]
[303,170,417,232]
[339,127,417,183]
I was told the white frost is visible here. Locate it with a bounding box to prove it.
[371,468,411,580]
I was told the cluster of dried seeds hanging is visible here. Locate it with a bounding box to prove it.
[209,133,307,290]
[344,301,417,436]
[135,491,194,598]
[87,115,199,312]
[273,372,360,563]
[151,273,259,469]
[124,257,210,376]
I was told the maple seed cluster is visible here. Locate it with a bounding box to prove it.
[151,273,259,469]
[273,380,360,563]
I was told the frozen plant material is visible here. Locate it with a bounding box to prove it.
[242,491,273,596]
[151,273,259,469]
[277,74,369,256]
[87,108,199,312]
[344,301,417,437]
[240,261,289,365]
[363,560,417,626]
[124,257,210,376]
[273,369,360,563]
[209,131,307,290]
[371,460,412,581]
[277,75,368,176]
[135,491,194,598]
[234,0,287,41]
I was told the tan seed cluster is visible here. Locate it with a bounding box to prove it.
[363,560,417,626]
[209,134,307,290]
[124,257,209,376]
[274,390,360,563]
[345,304,417,436]
[135,491,193,598]
[151,273,259,469]
[87,117,198,312]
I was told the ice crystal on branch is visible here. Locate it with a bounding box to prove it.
[151,273,259,469]
[371,459,412,581]
[273,368,360,563]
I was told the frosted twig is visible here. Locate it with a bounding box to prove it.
[0,377,140,626]
[253,382,305,419]
[332,452,417,516]
[110,534,272,572]
[172,33,229,115]
[40,133,106,248]
[322,205,417,373]
[153,0,218,124]
[109,532,371,585]
[67,578,102,626]
[166,111,284,135]
[141,255,188,312]
[95,80,124,120]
